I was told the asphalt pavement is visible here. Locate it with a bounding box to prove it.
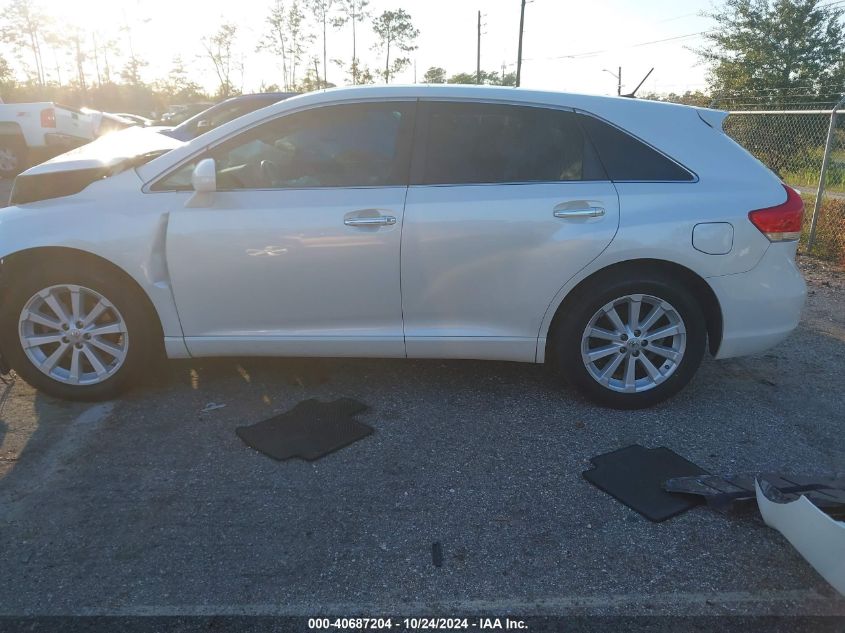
[0,175,843,618]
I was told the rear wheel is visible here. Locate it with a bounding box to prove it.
[0,261,157,400]
[0,136,27,178]
[551,273,706,409]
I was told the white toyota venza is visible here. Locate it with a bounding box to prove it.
[0,86,806,408]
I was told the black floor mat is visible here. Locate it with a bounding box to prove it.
[583,445,709,522]
[236,398,372,461]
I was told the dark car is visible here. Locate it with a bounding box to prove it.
[160,92,298,141]
[158,103,213,126]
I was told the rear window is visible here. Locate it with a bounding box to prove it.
[418,102,607,185]
[577,114,694,182]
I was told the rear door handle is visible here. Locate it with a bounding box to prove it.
[554,207,606,219]
[344,215,397,227]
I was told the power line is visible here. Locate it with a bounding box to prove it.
[656,12,700,23]
[529,0,845,65]
[524,30,710,62]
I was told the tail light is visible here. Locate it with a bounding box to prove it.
[40,107,56,128]
[748,185,804,242]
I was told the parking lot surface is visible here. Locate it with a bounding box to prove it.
[0,175,844,617]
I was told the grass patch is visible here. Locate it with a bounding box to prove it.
[799,194,845,264]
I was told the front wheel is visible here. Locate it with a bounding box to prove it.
[551,274,707,409]
[0,262,158,400]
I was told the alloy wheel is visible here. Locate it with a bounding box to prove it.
[18,284,129,386]
[0,147,19,173]
[580,293,686,394]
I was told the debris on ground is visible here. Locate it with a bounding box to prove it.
[664,473,845,518]
[756,478,845,596]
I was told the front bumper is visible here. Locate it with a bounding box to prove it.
[708,243,807,359]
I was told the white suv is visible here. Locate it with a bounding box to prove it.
[0,86,806,408]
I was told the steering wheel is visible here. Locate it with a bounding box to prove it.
[259,160,282,187]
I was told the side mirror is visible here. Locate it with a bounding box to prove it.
[186,158,217,208]
[191,158,216,193]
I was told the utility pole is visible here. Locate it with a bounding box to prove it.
[515,0,526,87]
[477,10,482,85]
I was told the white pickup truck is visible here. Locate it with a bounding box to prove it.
[0,102,96,178]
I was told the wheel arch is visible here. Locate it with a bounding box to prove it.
[543,258,723,361]
[0,121,25,139]
[0,246,166,346]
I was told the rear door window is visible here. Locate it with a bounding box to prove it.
[416,102,606,185]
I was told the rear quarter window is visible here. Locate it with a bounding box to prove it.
[418,102,607,185]
[577,114,695,182]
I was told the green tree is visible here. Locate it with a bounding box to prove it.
[160,55,204,101]
[446,71,476,85]
[371,9,418,83]
[697,0,845,175]
[698,0,845,107]
[641,90,711,107]
[0,0,48,85]
[67,28,88,94]
[42,30,67,85]
[445,69,517,86]
[120,55,147,87]
[202,23,240,98]
[119,11,150,89]
[422,66,446,83]
[260,0,291,90]
[497,70,517,86]
[333,0,369,84]
[285,0,313,89]
[0,52,14,98]
[0,53,11,82]
[92,36,121,85]
[347,62,375,84]
[298,56,336,91]
[306,0,338,86]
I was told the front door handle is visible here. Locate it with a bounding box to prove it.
[553,207,606,219]
[344,215,397,227]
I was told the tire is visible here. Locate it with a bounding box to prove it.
[550,271,707,409]
[0,259,158,401]
[0,136,28,179]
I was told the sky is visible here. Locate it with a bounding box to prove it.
[27,0,715,96]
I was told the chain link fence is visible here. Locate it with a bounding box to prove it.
[724,108,845,263]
